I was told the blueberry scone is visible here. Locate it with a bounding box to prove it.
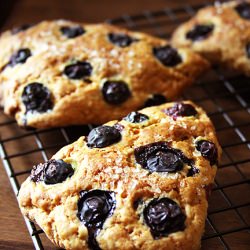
[172,0,250,76]
[18,101,221,250]
[0,20,209,128]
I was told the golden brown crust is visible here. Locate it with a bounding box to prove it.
[18,101,221,250]
[0,20,209,128]
[172,0,250,76]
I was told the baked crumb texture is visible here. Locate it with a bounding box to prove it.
[0,20,209,128]
[172,0,250,76]
[18,101,221,250]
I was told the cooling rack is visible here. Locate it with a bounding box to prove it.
[0,1,250,249]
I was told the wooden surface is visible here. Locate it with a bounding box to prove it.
[1,0,206,30]
[0,0,249,250]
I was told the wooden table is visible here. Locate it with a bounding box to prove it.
[1,0,249,250]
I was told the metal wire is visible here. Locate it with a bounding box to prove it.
[0,1,249,249]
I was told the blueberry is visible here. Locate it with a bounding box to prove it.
[196,140,218,165]
[63,61,92,80]
[235,2,250,20]
[153,45,182,67]
[8,48,31,67]
[143,198,186,238]
[60,25,85,38]
[163,102,197,119]
[30,162,45,183]
[87,229,102,250]
[134,141,190,173]
[108,33,136,47]
[186,24,214,41]
[30,159,74,184]
[246,43,250,58]
[22,82,53,113]
[102,81,131,105]
[77,190,116,227]
[187,166,200,177]
[12,24,32,34]
[77,190,116,250]
[146,151,183,173]
[123,111,149,123]
[87,125,121,148]
[144,94,167,108]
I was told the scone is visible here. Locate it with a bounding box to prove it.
[0,20,209,128]
[172,0,250,76]
[18,101,221,250]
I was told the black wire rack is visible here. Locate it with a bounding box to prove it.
[0,1,250,250]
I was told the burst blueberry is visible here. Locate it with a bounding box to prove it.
[87,125,121,148]
[134,141,190,173]
[163,102,197,118]
[60,25,85,38]
[102,81,131,105]
[153,45,182,67]
[64,61,92,79]
[143,198,186,238]
[186,24,214,41]
[77,190,116,250]
[9,48,31,67]
[235,2,250,20]
[22,82,53,113]
[123,111,149,123]
[108,33,136,47]
[30,159,74,184]
[196,140,218,165]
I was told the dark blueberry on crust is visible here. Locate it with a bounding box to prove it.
[134,141,192,173]
[186,24,214,41]
[153,45,182,67]
[60,25,85,38]
[30,159,74,184]
[143,198,186,238]
[87,229,102,250]
[146,151,183,173]
[77,190,116,227]
[108,33,136,47]
[144,94,167,108]
[30,162,45,182]
[77,190,116,250]
[22,82,53,113]
[196,140,218,165]
[246,43,250,58]
[123,111,149,123]
[11,24,32,34]
[87,125,121,148]
[8,48,32,67]
[187,166,200,177]
[63,61,93,79]
[235,2,250,20]
[163,102,197,119]
[102,81,131,105]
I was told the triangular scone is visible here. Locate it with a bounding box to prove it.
[0,20,209,128]
[172,0,250,76]
[18,101,221,250]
